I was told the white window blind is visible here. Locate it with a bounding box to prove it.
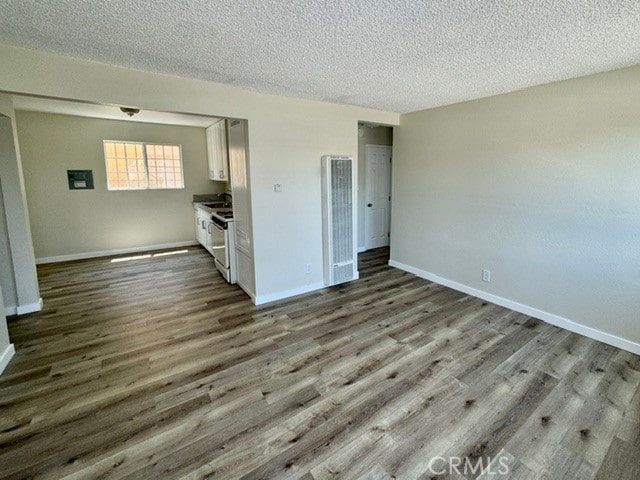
[104,141,184,190]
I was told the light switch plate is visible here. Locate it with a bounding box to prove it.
[274,184,282,192]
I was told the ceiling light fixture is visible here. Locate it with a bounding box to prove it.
[120,107,140,117]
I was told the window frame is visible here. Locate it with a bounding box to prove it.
[103,140,185,191]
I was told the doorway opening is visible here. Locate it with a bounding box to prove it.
[6,94,255,302]
[357,122,393,262]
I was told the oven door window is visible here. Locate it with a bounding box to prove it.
[211,222,228,268]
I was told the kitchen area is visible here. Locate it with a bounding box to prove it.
[5,92,257,307]
[193,117,255,300]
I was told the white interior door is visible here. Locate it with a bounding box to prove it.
[364,145,392,250]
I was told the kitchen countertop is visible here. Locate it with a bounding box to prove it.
[194,202,234,222]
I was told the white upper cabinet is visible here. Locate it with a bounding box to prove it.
[206,119,229,181]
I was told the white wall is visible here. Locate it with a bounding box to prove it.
[0,95,41,315]
[357,125,393,250]
[0,175,18,310]
[0,279,13,376]
[0,45,399,303]
[15,111,225,260]
[391,65,640,351]
[0,285,9,348]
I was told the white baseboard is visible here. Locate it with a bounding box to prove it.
[255,282,326,306]
[0,343,15,376]
[389,259,640,356]
[17,297,43,315]
[357,246,367,253]
[36,241,198,264]
[254,270,360,306]
[5,297,43,316]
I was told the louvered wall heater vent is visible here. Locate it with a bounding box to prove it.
[321,155,358,286]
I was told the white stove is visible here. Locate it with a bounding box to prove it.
[194,203,236,284]
[210,210,236,284]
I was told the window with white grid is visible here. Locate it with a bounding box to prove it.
[104,141,184,190]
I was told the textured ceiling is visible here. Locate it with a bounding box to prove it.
[1,1,639,113]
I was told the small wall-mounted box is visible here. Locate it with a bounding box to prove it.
[67,170,94,190]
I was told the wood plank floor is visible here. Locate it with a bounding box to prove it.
[1,247,639,479]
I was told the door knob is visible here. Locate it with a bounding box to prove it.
[367,203,373,207]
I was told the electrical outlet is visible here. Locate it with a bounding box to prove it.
[482,269,491,282]
[305,264,312,274]
[274,184,282,192]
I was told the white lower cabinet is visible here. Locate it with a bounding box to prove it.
[195,209,210,250]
